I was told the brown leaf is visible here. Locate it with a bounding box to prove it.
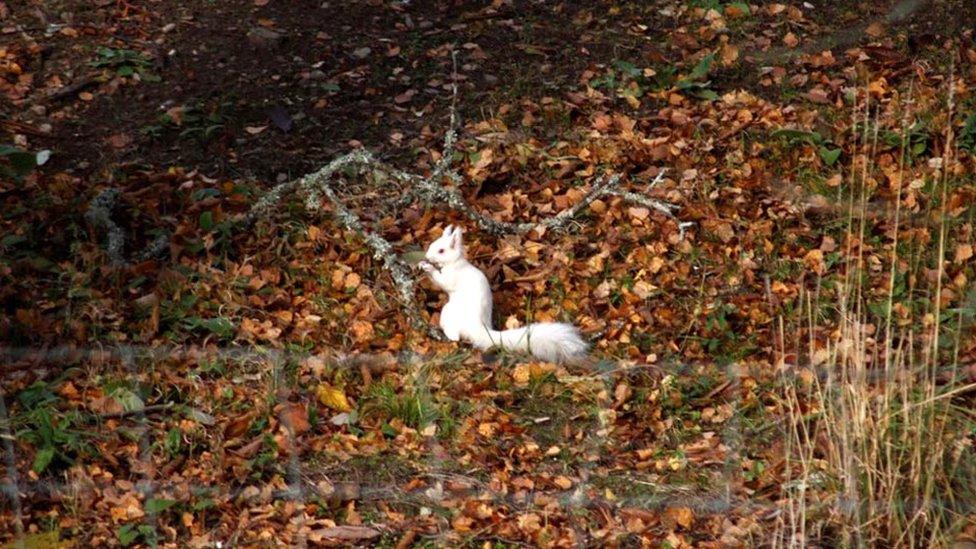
[720,43,739,66]
[349,319,374,343]
[224,413,253,439]
[955,243,973,264]
[704,220,735,243]
[806,88,830,104]
[394,89,415,104]
[278,402,311,435]
[105,133,132,149]
[512,364,531,385]
[663,506,694,529]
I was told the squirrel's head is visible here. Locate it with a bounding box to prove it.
[425,225,464,266]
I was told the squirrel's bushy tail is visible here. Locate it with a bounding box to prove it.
[467,323,588,363]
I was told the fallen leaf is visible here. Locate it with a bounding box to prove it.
[317,383,352,412]
[955,243,973,264]
[349,319,374,343]
[663,506,694,529]
[394,89,415,104]
[106,133,132,149]
[224,413,253,439]
[720,43,739,66]
[278,402,311,435]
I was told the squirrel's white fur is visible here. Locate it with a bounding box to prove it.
[419,225,587,363]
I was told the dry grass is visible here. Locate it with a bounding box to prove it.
[773,89,976,546]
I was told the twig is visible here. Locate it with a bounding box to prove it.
[430,49,459,182]
[46,75,98,102]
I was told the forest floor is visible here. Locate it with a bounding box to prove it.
[3,0,976,546]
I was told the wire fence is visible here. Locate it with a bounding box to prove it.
[0,343,774,545]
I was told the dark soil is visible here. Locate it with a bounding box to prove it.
[6,0,972,184]
[9,0,666,182]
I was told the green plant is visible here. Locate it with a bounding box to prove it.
[851,120,931,161]
[0,145,49,181]
[880,122,930,158]
[770,128,843,166]
[957,112,976,152]
[363,380,442,431]
[689,0,750,12]
[776,105,976,546]
[90,47,160,82]
[117,523,157,547]
[181,316,235,340]
[13,382,94,473]
[675,52,719,100]
[590,53,720,101]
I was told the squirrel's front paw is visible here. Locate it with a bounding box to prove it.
[419,260,438,273]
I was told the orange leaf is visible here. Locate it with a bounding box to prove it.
[663,506,694,529]
[955,243,973,264]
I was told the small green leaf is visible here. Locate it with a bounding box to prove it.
[819,147,842,166]
[192,498,216,511]
[1,234,26,248]
[111,387,145,412]
[32,446,55,473]
[728,2,750,13]
[911,140,927,156]
[686,53,715,82]
[691,88,719,101]
[145,498,178,514]
[0,146,38,180]
[772,129,824,145]
[117,524,139,547]
[195,316,234,339]
[199,211,214,231]
[612,59,640,78]
[191,188,221,201]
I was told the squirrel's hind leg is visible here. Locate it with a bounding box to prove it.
[439,301,461,341]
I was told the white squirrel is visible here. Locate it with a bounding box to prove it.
[418,225,588,363]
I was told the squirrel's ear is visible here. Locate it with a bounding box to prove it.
[450,228,463,249]
[442,225,454,237]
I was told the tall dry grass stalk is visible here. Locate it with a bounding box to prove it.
[774,82,976,547]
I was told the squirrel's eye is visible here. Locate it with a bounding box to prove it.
[438,248,445,254]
